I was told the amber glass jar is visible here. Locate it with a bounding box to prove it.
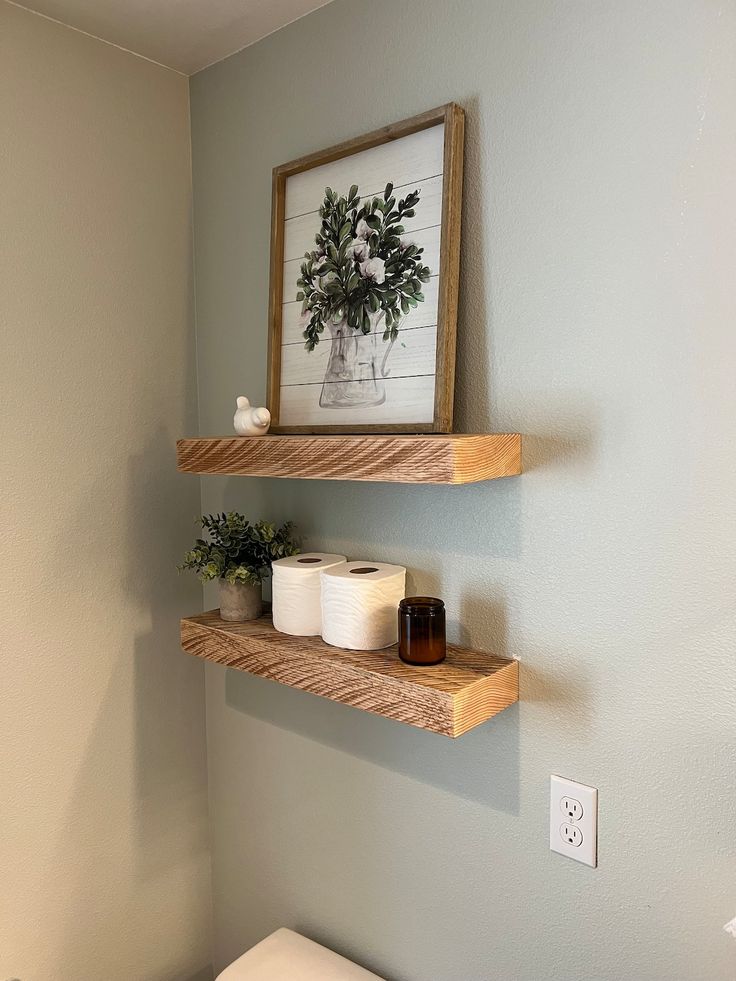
[398,597,446,666]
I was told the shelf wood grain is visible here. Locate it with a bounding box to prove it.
[181,611,518,737]
[176,433,521,484]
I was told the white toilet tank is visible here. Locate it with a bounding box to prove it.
[216,928,385,980]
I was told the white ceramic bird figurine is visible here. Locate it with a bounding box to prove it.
[233,396,271,436]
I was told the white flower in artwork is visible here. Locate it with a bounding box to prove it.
[356,218,372,240]
[359,256,386,284]
[347,238,370,262]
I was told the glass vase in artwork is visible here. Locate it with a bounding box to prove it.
[320,315,394,410]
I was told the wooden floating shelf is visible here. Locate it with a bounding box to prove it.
[176,433,521,484]
[181,611,518,737]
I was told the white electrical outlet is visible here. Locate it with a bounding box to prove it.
[550,775,597,867]
[560,822,583,846]
[560,795,584,821]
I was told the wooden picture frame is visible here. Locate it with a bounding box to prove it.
[266,103,464,434]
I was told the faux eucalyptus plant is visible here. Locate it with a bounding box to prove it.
[296,182,432,351]
[179,513,299,585]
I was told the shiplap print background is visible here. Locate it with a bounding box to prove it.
[279,123,445,426]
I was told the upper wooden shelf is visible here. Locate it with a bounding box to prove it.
[176,433,521,484]
[182,611,518,737]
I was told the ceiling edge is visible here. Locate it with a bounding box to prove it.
[190,0,335,76]
[3,0,186,75]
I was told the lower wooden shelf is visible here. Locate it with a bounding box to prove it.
[181,611,518,737]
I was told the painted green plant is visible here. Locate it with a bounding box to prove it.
[296,182,432,351]
[179,513,299,585]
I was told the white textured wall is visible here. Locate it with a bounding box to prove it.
[0,5,212,979]
[190,1,736,978]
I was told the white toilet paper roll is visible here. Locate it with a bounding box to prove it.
[272,553,347,636]
[320,561,406,650]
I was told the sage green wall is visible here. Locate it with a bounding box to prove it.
[189,1,736,978]
[1,4,211,979]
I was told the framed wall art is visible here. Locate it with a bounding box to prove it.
[266,103,464,434]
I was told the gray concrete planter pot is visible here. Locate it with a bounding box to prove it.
[218,579,263,621]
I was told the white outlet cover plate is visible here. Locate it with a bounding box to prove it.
[550,775,598,868]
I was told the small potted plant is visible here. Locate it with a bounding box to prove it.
[180,513,299,621]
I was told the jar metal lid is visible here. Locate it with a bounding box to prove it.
[399,596,445,615]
